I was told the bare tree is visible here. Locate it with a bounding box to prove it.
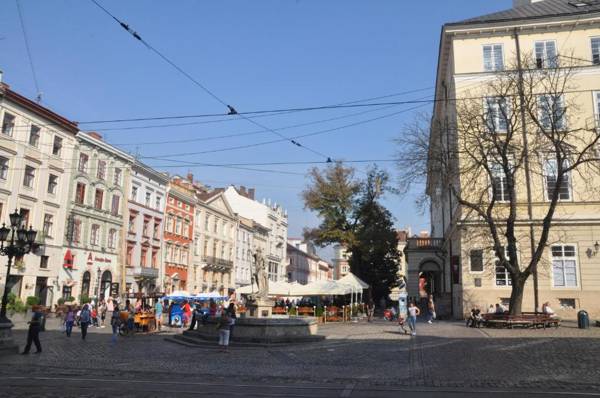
[397,54,600,315]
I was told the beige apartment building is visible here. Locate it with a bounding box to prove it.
[412,0,600,319]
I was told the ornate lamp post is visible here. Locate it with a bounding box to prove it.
[95,268,102,299]
[0,209,37,354]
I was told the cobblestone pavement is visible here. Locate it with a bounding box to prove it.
[1,319,599,396]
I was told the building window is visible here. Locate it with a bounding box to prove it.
[213,241,218,257]
[94,189,104,210]
[469,249,484,272]
[559,298,576,309]
[544,157,571,201]
[595,92,600,127]
[1,113,15,136]
[205,215,210,232]
[153,222,160,239]
[490,162,510,202]
[129,214,136,233]
[552,245,578,287]
[126,244,134,266]
[593,37,600,65]
[78,154,89,173]
[203,240,208,258]
[214,218,218,233]
[97,160,106,180]
[141,247,148,267]
[484,97,509,133]
[73,218,82,243]
[145,192,151,207]
[152,250,158,267]
[175,218,182,235]
[42,214,53,237]
[143,219,150,237]
[495,247,512,287]
[39,255,49,269]
[19,208,30,228]
[113,168,122,185]
[535,40,558,69]
[29,125,40,147]
[90,224,100,246]
[62,285,72,300]
[111,195,120,216]
[131,185,138,202]
[538,94,566,131]
[0,156,9,180]
[155,196,161,210]
[52,136,63,156]
[483,44,503,72]
[23,166,35,188]
[47,174,58,195]
[108,228,117,249]
[75,182,86,204]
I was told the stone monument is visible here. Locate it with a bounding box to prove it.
[246,249,274,318]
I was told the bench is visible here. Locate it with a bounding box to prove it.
[297,306,315,317]
[272,306,288,315]
[481,313,560,329]
[324,306,343,322]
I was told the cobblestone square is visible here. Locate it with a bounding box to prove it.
[1,319,599,397]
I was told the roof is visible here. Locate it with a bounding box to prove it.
[449,0,600,26]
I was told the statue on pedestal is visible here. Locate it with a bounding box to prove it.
[252,249,269,300]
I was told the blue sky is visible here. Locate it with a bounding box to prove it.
[1,0,511,247]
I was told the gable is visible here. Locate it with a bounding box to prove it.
[207,195,234,218]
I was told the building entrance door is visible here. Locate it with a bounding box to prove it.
[34,277,48,306]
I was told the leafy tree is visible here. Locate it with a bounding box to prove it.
[302,163,399,303]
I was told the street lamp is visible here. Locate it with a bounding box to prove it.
[96,268,102,299]
[0,209,38,352]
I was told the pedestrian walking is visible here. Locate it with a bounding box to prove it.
[111,304,120,344]
[21,308,43,354]
[216,311,231,352]
[408,301,420,336]
[366,300,375,322]
[100,300,107,328]
[427,295,436,324]
[80,304,91,340]
[155,300,163,332]
[64,306,75,337]
[227,302,237,340]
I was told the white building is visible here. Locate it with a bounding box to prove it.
[332,244,350,280]
[235,216,254,287]
[223,186,288,282]
[0,81,78,306]
[125,161,168,294]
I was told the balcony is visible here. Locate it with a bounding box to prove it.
[405,237,445,251]
[203,256,233,271]
[134,267,159,279]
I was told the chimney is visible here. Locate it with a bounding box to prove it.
[513,0,544,8]
[87,131,103,141]
[187,172,193,182]
[239,186,247,197]
[248,188,255,200]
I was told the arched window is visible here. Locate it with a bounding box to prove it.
[81,271,91,298]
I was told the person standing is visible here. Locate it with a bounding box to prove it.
[366,300,375,322]
[111,303,120,344]
[155,300,163,332]
[99,300,107,328]
[407,301,420,336]
[216,311,231,353]
[80,304,91,340]
[64,306,75,337]
[227,303,237,341]
[427,295,436,324]
[21,308,43,354]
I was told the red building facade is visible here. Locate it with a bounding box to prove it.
[164,176,196,292]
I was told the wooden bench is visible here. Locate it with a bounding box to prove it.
[482,313,561,329]
[272,306,287,315]
[324,306,343,322]
[297,306,315,317]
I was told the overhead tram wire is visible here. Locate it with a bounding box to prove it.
[89,0,332,162]
[15,0,42,103]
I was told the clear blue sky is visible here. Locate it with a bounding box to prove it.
[1,0,511,247]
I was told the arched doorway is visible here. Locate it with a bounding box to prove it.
[100,271,112,299]
[419,260,442,298]
[81,271,91,298]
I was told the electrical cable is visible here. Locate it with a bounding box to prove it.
[15,0,41,102]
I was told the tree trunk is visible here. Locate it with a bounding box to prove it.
[508,275,526,316]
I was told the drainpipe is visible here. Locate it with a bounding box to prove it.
[514,28,539,313]
[442,80,455,318]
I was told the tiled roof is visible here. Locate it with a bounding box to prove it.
[449,0,600,26]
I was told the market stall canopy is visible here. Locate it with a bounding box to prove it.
[194,291,228,301]
[294,280,355,296]
[236,281,302,296]
[164,290,193,300]
[338,273,370,290]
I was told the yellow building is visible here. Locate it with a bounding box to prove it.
[415,0,600,319]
